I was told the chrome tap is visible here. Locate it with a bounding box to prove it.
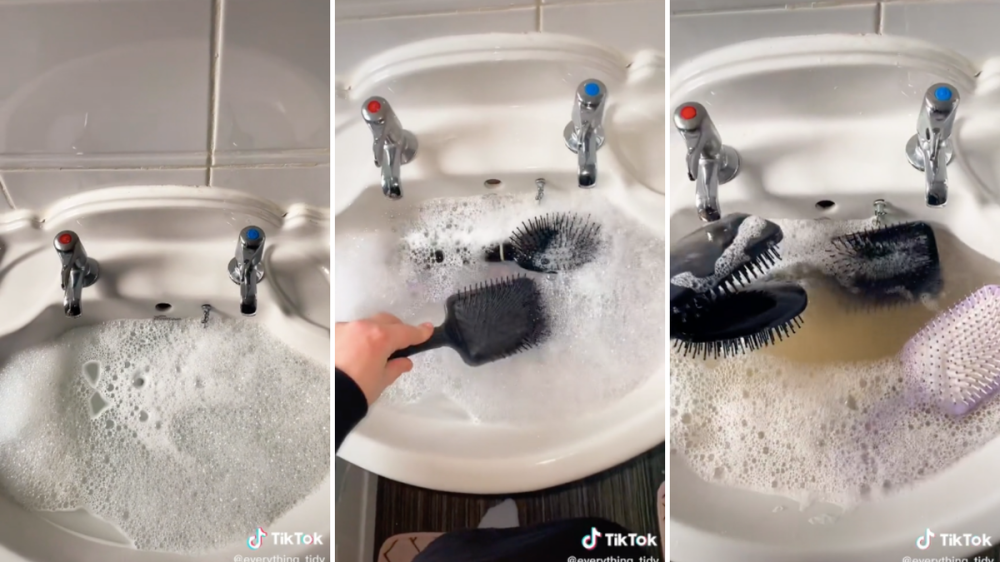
[361,96,418,199]
[564,79,607,188]
[228,226,266,317]
[673,102,740,222]
[905,83,960,208]
[53,230,99,318]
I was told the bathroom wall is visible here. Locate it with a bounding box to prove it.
[0,0,330,212]
[334,0,666,78]
[671,0,1000,72]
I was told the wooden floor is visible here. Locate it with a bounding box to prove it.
[373,443,666,561]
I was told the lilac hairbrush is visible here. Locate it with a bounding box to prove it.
[900,285,1000,417]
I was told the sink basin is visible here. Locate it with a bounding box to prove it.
[670,35,1000,562]
[335,33,666,494]
[0,186,330,562]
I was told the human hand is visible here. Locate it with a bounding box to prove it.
[335,313,434,405]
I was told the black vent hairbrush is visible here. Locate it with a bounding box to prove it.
[484,212,602,273]
[670,213,807,359]
[389,276,550,366]
[827,220,942,310]
[672,282,807,360]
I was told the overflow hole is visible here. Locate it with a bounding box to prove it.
[815,200,836,212]
[154,303,172,312]
[484,179,502,189]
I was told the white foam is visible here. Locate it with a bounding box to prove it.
[670,217,1000,509]
[0,319,330,553]
[671,215,769,292]
[335,191,665,424]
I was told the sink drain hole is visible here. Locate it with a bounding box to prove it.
[484,178,503,189]
[154,303,172,312]
[815,200,837,212]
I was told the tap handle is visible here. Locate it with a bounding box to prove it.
[362,96,403,150]
[572,80,607,124]
[919,83,960,138]
[54,230,82,254]
[238,225,265,249]
[237,226,265,264]
[54,230,85,269]
[673,102,723,181]
[923,83,960,116]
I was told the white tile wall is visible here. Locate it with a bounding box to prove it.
[882,0,1000,67]
[543,0,665,58]
[216,0,330,164]
[336,0,535,19]
[0,169,206,212]
[333,0,666,79]
[672,1,1000,73]
[212,164,331,208]
[0,0,330,213]
[671,4,878,70]
[335,9,538,76]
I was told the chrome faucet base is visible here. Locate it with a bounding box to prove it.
[228,258,265,285]
[905,135,955,172]
[77,258,100,288]
[395,131,419,166]
[715,145,741,185]
[563,121,606,155]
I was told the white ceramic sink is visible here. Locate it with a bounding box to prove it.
[0,186,330,562]
[335,34,666,494]
[670,35,1000,562]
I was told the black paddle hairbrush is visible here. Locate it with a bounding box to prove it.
[484,213,602,273]
[827,220,942,310]
[389,276,550,366]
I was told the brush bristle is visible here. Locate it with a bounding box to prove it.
[900,284,1000,417]
[713,243,782,296]
[446,275,550,365]
[507,213,602,273]
[827,221,942,310]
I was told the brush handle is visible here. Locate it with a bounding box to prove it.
[484,242,517,263]
[389,325,450,359]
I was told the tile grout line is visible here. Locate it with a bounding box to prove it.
[876,2,884,34]
[0,173,15,210]
[207,0,225,186]
[338,5,536,23]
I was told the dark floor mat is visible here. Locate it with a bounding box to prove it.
[374,443,665,561]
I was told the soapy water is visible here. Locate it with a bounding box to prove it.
[336,192,665,424]
[671,218,1000,509]
[0,319,329,553]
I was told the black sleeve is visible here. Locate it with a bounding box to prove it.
[335,368,369,452]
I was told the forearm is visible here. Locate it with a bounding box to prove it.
[335,368,369,452]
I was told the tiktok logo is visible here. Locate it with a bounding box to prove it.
[248,527,268,550]
[916,528,935,550]
[581,527,602,550]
